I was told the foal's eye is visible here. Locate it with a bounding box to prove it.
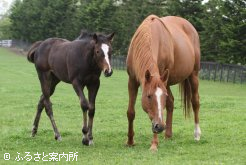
[147,95,152,99]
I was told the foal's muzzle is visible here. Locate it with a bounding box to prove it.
[104,69,113,77]
[152,123,165,134]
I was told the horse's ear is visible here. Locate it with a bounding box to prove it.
[93,33,98,43]
[161,69,169,86]
[107,32,115,43]
[145,69,152,83]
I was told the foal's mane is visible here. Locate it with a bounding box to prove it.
[128,15,163,82]
[75,30,109,43]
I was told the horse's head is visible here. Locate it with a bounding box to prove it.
[142,69,169,134]
[91,33,114,77]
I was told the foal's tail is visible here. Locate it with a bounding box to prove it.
[179,79,192,118]
[27,41,42,63]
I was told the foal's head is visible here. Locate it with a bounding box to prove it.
[91,33,114,77]
[142,69,169,134]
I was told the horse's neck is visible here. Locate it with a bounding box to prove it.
[139,60,160,85]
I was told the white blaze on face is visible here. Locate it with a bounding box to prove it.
[155,87,163,121]
[101,44,111,72]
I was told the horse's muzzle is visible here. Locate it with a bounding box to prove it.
[152,123,165,134]
[104,69,113,77]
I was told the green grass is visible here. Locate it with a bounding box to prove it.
[0,47,246,164]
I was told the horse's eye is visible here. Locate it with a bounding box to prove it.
[147,95,152,99]
[96,50,99,54]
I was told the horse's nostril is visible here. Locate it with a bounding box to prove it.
[152,123,164,134]
[154,124,159,129]
[104,69,113,77]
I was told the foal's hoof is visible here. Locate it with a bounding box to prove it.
[31,132,36,137]
[55,135,62,141]
[31,128,37,137]
[82,138,90,146]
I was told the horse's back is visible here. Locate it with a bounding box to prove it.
[34,38,69,72]
[127,15,174,82]
[161,16,200,85]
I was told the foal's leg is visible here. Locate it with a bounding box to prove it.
[32,95,45,137]
[189,71,201,141]
[126,77,139,146]
[32,74,60,137]
[72,79,89,145]
[39,72,61,140]
[86,79,100,145]
[165,86,174,139]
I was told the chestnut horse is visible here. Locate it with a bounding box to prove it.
[27,32,114,145]
[126,15,201,151]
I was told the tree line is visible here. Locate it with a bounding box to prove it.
[1,0,245,65]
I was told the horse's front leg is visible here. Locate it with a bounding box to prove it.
[72,80,89,145]
[150,133,159,151]
[127,77,139,146]
[87,79,100,145]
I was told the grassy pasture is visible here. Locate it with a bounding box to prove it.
[0,47,246,164]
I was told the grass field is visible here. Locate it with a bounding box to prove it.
[0,47,246,164]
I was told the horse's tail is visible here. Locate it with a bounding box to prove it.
[27,41,42,63]
[179,79,192,118]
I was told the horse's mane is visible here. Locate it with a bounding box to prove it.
[75,30,109,42]
[75,30,93,40]
[128,15,161,82]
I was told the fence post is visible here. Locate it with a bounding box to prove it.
[233,68,236,83]
[220,65,223,82]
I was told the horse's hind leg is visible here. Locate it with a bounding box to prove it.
[165,86,174,139]
[39,72,61,140]
[189,71,201,141]
[32,95,45,137]
[32,74,60,137]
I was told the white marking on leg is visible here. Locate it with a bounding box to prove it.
[89,140,94,145]
[101,44,111,72]
[155,87,163,121]
[194,123,201,141]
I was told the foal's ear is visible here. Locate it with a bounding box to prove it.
[93,33,98,43]
[161,69,169,86]
[145,69,152,83]
[107,32,115,43]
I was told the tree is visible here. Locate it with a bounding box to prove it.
[0,14,11,39]
[200,0,225,62]
[111,0,167,55]
[200,0,246,64]
[219,0,246,64]
[9,0,81,42]
[166,0,204,32]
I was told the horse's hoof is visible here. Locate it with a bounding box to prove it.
[82,138,89,146]
[31,132,36,137]
[149,145,158,152]
[31,128,37,137]
[165,132,172,139]
[194,135,201,141]
[126,141,135,147]
[89,140,94,146]
[55,135,62,141]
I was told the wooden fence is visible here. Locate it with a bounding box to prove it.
[111,56,246,84]
[4,40,245,84]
